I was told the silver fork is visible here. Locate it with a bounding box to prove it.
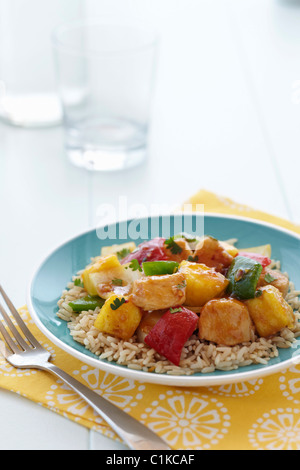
[0,285,170,450]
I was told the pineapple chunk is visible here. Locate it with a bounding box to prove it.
[239,244,271,258]
[101,242,136,258]
[94,295,143,340]
[245,285,295,337]
[82,255,127,296]
[179,260,229,307]
[219,241,239,257]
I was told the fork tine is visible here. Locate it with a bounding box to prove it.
[0,303,30,350]
[0,285,42,349]
[0,319,20,354]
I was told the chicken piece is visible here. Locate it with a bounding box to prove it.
[163,238,193,263]
[130,272,186,310]
[198,298,254,346]
[97,282,132,299]
[194,236,233,271]
[179,260,229,307]
[136,310,165,343]
[257,268,289,298]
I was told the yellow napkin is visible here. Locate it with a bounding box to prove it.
[1,189,300,450]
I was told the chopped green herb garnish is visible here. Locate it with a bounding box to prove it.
[177,280,187,289]
[255,289,263,297]
[264,272,276,283]
[116,248,131,260]
[164,237,183,255]
[74,278,84,288]
[112,278,123,286]
[169,307,183,314]
[187,255,199,263]
[126,259,142,272]
[110,297,127,310]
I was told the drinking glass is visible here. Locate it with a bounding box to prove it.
[52,19,159,171]
[0,0,84,128]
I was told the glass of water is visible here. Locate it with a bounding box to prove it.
[0,0,84,128]
[52,19,159,171]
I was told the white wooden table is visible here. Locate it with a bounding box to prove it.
[0,0,300,450]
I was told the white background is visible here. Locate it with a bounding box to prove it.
[0,0,300,449]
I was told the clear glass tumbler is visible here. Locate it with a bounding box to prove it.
[0,0,84,128]
[52,19,159,171]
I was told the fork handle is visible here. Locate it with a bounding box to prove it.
[41,362,170,451]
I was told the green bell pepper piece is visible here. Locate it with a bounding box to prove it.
[142,260,179,276]
[69,295,105,313]
[226,256,263,300]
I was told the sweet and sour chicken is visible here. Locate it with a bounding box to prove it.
[69,234,296,366]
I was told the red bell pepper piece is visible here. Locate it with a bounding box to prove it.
[144,307,199,366]
[120,237,169,265]
[238,251,271,268]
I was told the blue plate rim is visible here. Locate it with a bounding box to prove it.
[27,212,300,387]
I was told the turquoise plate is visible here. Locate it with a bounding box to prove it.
[27,214,300,387]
